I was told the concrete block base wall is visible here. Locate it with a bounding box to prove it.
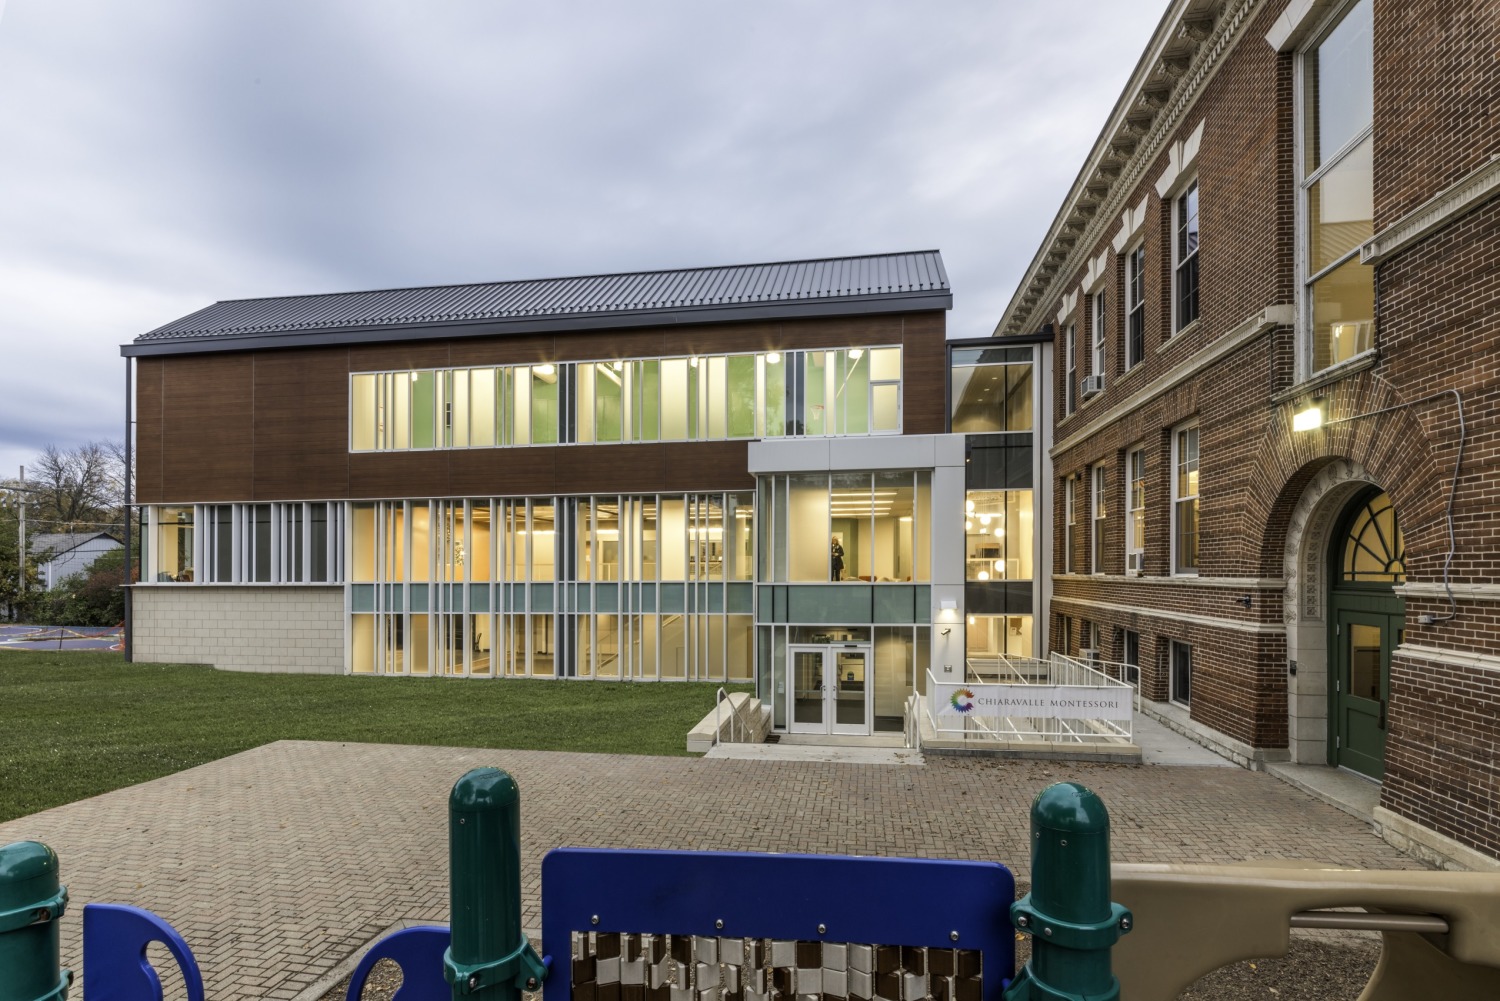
[130,586,344,673]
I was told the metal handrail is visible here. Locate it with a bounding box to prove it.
[712,687,737,747]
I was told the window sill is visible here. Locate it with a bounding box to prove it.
[1156,318,1202,355]
[1272,349,1381,404]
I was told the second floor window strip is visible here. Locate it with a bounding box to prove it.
[1063,477,1076,574]
[1064,324,1078,415]
[1174,427,1200,575]
[351,346,902,452]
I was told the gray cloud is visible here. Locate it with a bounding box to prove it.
[0,0,1161,476]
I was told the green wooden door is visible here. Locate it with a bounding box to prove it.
[1327,488,1406,780]
[1332,604,1400,779]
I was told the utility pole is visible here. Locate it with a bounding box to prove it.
[17,466,24,610]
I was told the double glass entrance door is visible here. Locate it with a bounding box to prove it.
[789,645,872,735]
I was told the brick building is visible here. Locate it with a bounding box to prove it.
[994,0,1500,865]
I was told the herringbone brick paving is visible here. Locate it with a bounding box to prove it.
[0,740,1423,999]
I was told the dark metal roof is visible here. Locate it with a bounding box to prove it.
[127,251,950,356]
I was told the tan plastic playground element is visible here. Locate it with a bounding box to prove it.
[1110,862,1500,1000]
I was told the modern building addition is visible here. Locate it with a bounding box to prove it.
[123,251,1047,741]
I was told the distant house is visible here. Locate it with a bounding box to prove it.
[29,533,123,590]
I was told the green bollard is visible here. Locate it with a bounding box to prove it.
[1003,783,1132,1001]
[443,768,547,1000]
[0,841,71,1001]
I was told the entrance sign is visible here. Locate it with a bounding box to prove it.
[934,682,1132,720]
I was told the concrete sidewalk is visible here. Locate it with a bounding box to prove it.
[0,740,1424,1000]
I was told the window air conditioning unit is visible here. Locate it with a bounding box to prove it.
[1080,648,1101,663]
[1081,374,1104,398]
[1126,552,1144,575]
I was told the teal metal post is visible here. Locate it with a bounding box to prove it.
[0,841,70,1001]
[1003,783,1132,1001]
[443,768,547,1000]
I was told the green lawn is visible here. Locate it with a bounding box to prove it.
[0,651,748,823]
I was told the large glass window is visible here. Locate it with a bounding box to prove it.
[965,490,1033,582]
[1064,325,1077,416]
[1126,245,1145,365]
[352,346,902,453]
[1090,465,1108,575]
[1174,182,1200,331]
[1063,477,1076,574]
[148,502,343,584]
[1090,293,1106,385]
[1301,0,1374,374]
[765,472,929,583]
[1173,425,1200,575]
[1126,448,1146,575]
[949,346,1033,433]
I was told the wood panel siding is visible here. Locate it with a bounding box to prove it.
[136,309,945,503]
[161,354,255,501]
[901,312,948,435]
[348,449,450,500]
[134,359,164,504]
[449,448,556,497]
[252,348,351,500]
[663,441,754,492]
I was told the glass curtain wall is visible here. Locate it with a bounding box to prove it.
[350,347,902,452]
[348,493,754,681]
[949,347,1033,433]
[760,473,930,583]
[145,503,345,585]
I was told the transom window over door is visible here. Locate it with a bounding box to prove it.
[1300,0,1374,375]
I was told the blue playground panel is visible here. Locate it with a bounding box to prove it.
[78,849,1016,1001]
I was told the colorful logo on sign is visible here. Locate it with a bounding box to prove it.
[949,687,976,714]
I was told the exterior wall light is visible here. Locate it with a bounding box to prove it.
[1292,402,1324,432]
[765,351,781,364]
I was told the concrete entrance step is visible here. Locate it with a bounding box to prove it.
[703,741,923,765]
[685,692,771,752]
[1265,761,1380,823]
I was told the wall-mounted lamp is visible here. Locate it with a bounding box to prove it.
[939,599,957,611]
[1237,595,1252,609]
[1292,399,1324,432]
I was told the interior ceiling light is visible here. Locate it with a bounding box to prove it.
[849,348,864,360]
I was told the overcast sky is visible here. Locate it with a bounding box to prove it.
[0,0,1163,479]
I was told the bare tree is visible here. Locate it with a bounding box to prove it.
[29,441,126,533]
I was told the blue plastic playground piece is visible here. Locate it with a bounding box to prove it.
[540,848,1017,1001]
[82,903,205,1001]
[344,925,452,1001]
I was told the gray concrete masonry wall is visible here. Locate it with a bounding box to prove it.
[131,586,344,673]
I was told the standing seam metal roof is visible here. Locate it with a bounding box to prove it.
[136,250,949,344]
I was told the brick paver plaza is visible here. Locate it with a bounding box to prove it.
[0,741,1423,999]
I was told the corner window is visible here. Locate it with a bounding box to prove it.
[1300,0,1374,375]
[1171,425,1200,575]
[1125,245,1145,367]
[1090,465,1108,575]
[1174,181,1200,330]
[1125,447,1145,575]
